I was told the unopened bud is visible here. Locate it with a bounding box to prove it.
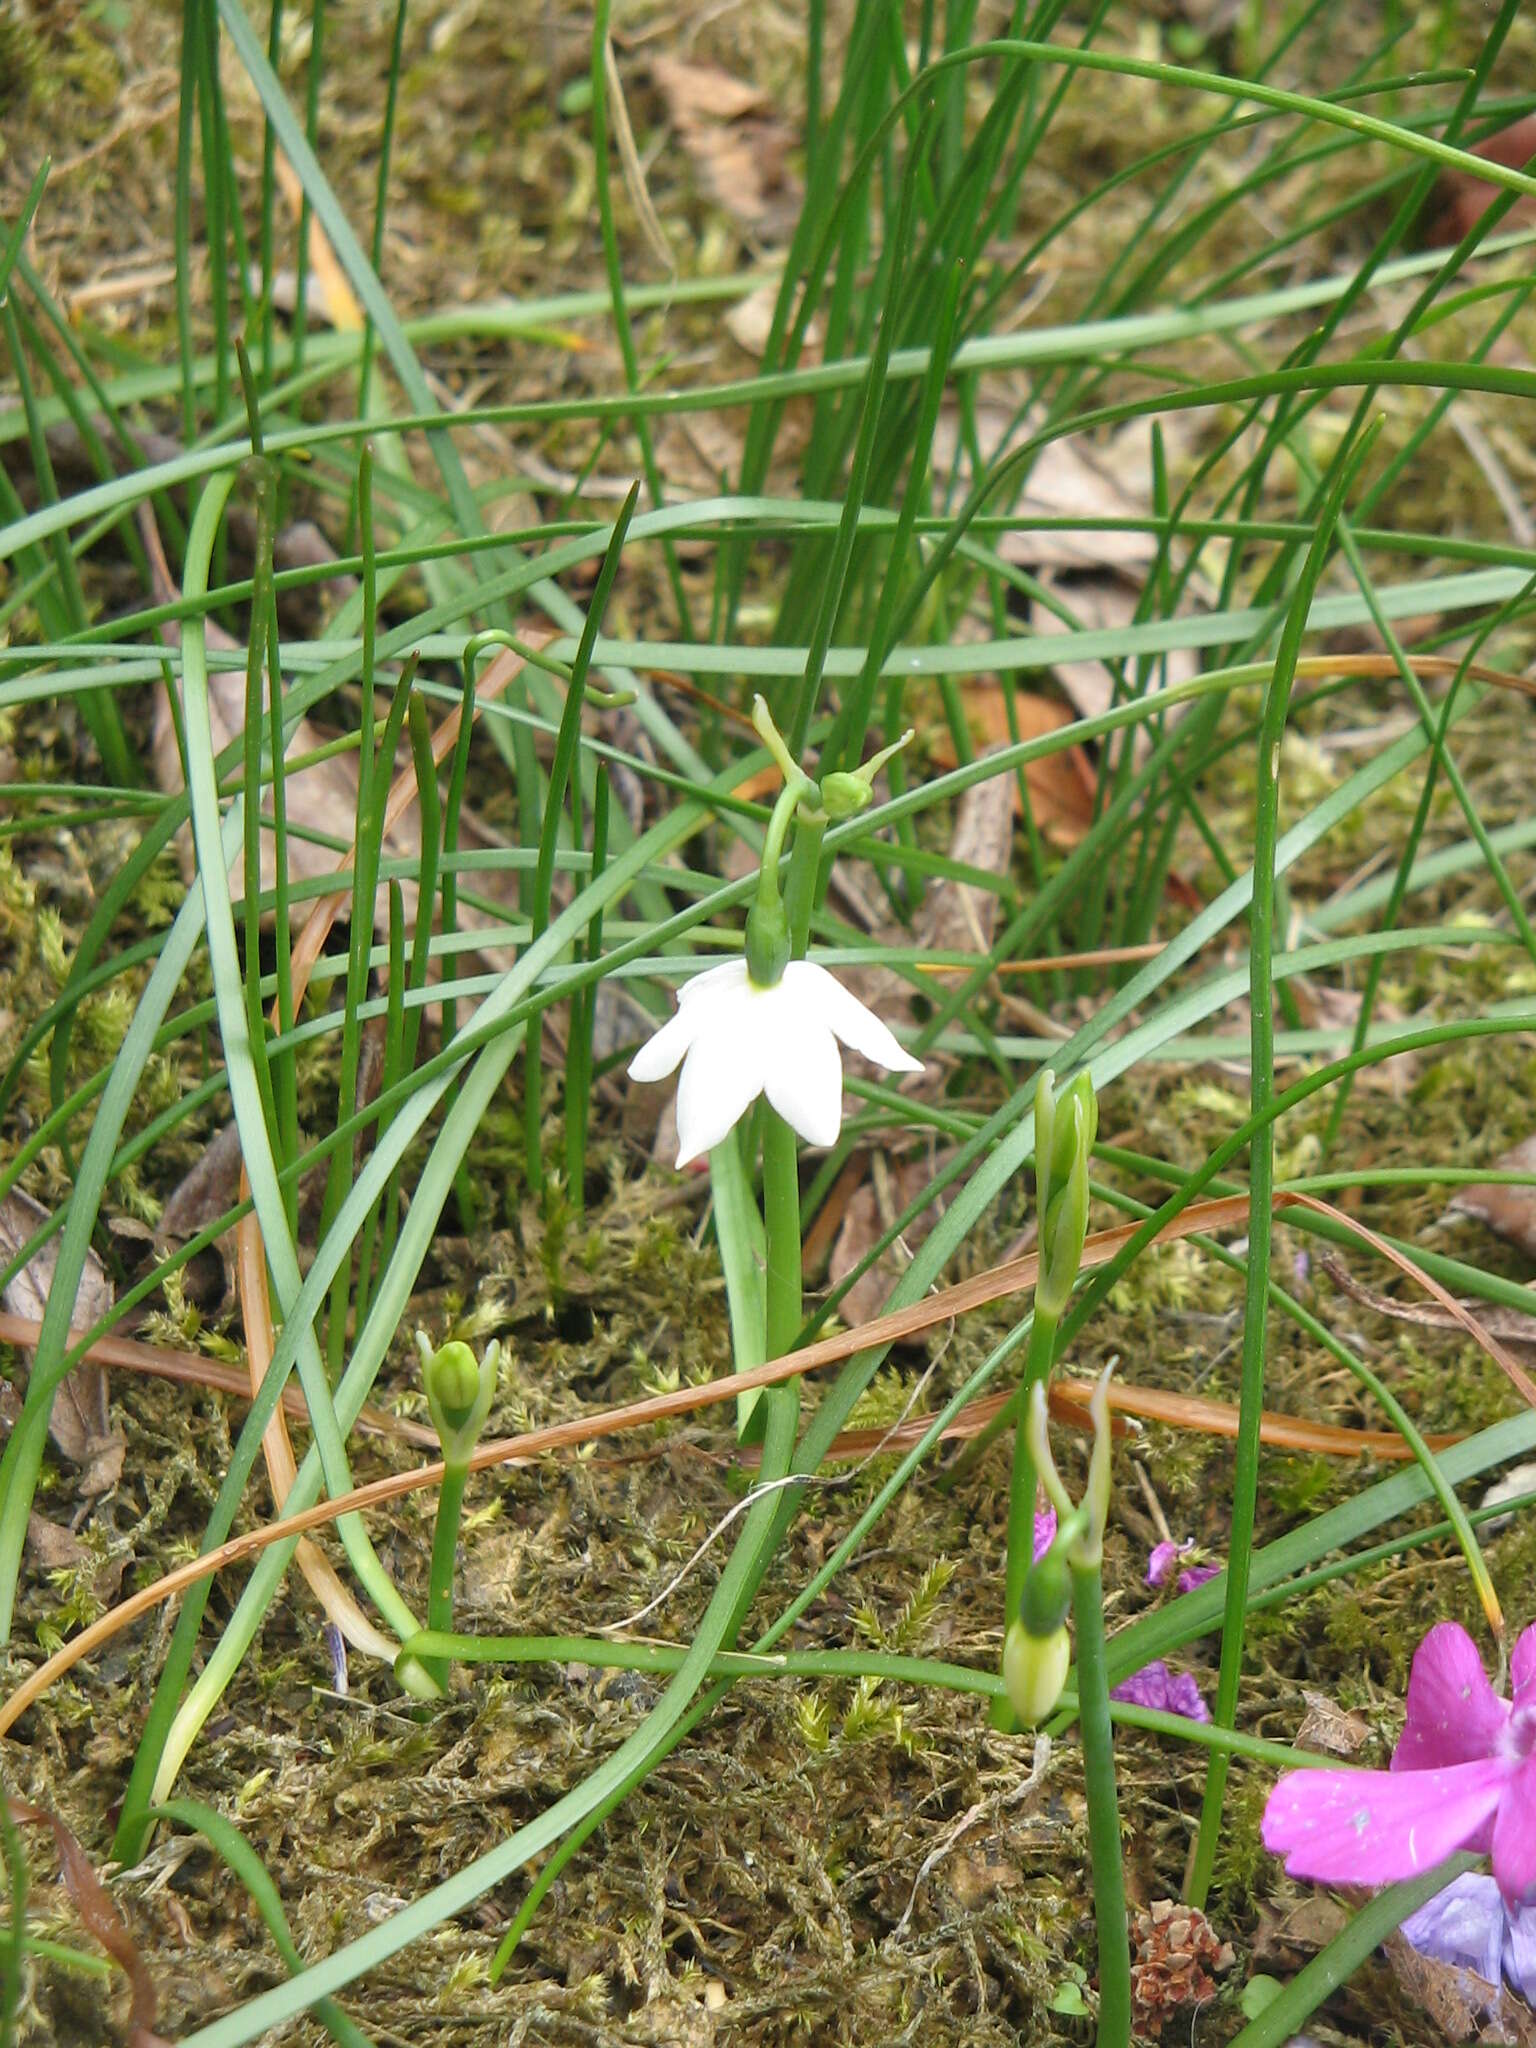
[816,729,913,820]
[745,898,790,988]
[416,1332,500,1465]
[1019,1544,1072,1639]
[1004,1616,1071,1727]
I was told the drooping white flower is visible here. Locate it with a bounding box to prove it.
[628,958,922,1167]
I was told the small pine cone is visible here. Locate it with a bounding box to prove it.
[1129,1900,1236,2036]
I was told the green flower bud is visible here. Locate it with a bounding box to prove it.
[1037,1123,1091,1319]
[817,770,874,820]
[1033,1069,1096,1235]
[416,1332,500,1465]
[816,728,914,821]
[1004,1616,1071,1727]
[745,898,790,987]
[1019,1544,1073,1640]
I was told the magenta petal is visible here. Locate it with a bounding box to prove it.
[1262,1758,1505,1888]
[1392,1623,1508,1772]
[1033,1505,1057,1565]
[1510,1625,1536,1713]
[1492,1755,1536,1907]
[1111,1661,1211,1723]
[1147,1539,1189,1587]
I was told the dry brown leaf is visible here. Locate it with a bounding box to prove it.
[651,54,800,236]
[0,1188,121,1485]
[1385,1932,1536,2046]
[931,404,1167,574]
[918,755,1014,960]
[1250,1893,1350,1971]
[650,53,766,122]
[724,278,824,360]
[9,1795,170,2047]
[272,152,362,331]
[1289,981,1417,1096]
[1295,1688,1370,1758]
[1427,115,1536,249]
[1320,1251,1536,1355]
[828,1150,955,1328]
[1449,1134,1536,1260]
[1030,573,1200,742]
[926,686,1097,846]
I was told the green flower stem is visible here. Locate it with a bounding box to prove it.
[762,1107,803,1363]
[756,780,806,922]
[1072,1558,1132,2048]
[422,1460,470,1693]
[989,1304,1057,1732]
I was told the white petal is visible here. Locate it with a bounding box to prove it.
[628,961,748,1081]
[763,1010,844,1148]
[674,995,770,1165]
[784,961,923,1073]
[676,958,749,1005]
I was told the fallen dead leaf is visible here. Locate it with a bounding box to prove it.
[1320,1251,1536,1355]
[724,277,823,360]
[828,1149,955,1328]
[9,1795,171,2047]
[1289,981,1417,1096]
[1384,1931,1536,2046]
[1426,115,1536,250]
[1449,1134,1536,1260]
[0,1188,123,1489]
[1030,573,1200,746]
[918,753,1015,960]
[651,54,800,236]
[926,685,1097,846]
[1250,1893,1350,1971]
[1295,1688,1371,1758]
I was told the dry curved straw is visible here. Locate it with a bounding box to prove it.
[3,1188,1523,1741]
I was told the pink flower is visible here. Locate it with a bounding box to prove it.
[1263,1622,1536,1906]
[1034,1505,1057,1564]
[1147,1538,1220,1595]
[1147,1539,1189,1587]
[1112,1661,1211,1723]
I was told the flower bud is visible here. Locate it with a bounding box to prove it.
[416,1332,500,1466]
[745,898,790,987]
[1034,1070,1096,1320]
[817,770,874,820]
[816,729,914,821]
[1004,1616,1071,1727]
[1019,1543,1073,1640]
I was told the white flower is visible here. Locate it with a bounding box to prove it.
[628,959,923,1167]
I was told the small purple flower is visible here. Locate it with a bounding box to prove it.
[1147,1537,1220,1595]
[1400,1871,1536,2002]
[1147,1539,1191,1587]
[1112,1660,1211,1723]
[1034,1504,1057,1564]
[1263,1621,1536,1906]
